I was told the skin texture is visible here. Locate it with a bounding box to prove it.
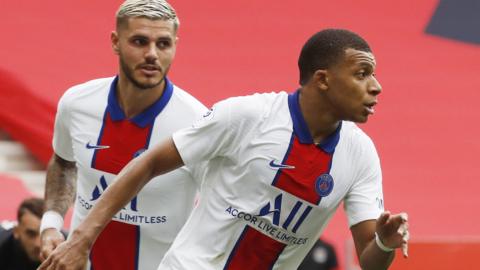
[299,48,381,143]
[39,47,409,270]
[40,154,76,261]
[112,17,177,118]
[322,48,381,123]
[39,138,184,270]
[13,211,42,262]
[39,17,178,265]
[300,48,408,269]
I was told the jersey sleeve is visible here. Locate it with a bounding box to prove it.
[172,99,234,167]
[52,90,75,161]
[343,135,384,227]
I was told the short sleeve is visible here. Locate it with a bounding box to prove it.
[52,92,75,161]
[172,99,234,167]
[344,136,384,227]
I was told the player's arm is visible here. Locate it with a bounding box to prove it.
[350,211,409,270]
[40,153,77,261]
[38,137,184,270]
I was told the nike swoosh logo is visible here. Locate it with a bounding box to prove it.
[86,142,110,150]
[269,160,295,169]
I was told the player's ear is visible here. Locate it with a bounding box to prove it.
[13,226,19,239]
[111,31,120,55]
[312,69,329,91]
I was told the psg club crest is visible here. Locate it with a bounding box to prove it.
[315,173,334,197]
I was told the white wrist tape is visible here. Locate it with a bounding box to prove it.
[375,232,395,252]
[40,211,64,233]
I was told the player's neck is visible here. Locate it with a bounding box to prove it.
[116,77,165,119]
[298,87,340,144]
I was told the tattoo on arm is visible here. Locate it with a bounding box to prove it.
[44,154,77,216]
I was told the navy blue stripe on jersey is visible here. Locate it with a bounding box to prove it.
[91,107,109,168]
[288,90,341,153]
[271,134,334,204]
[223,226,248,269]
[288,90,313,144]
[266,92,341,204]
[135,226,140,270]
[271,133,295,186]
[223,226,286,270]
[90,112,154,174]
[106,76,174,128]
[91,77,173,174]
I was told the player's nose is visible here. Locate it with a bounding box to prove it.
[144,43,158,61]
[369,76,382,96]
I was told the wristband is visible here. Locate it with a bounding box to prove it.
[375,232,394,252]
[40,211,64,234]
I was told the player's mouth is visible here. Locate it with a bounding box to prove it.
[364,101,377,114]
[138,64,161,76]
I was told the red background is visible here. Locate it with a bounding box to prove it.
[1,1,479,269]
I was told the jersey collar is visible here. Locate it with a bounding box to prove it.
[107,76,174,128]
[288,90,341,154]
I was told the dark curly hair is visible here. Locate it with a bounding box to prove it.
[298,29,371,85]
[17,197,45,221]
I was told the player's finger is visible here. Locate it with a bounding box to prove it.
[40,243,54,262]
[37,254,52,270]
[389,213,408,229]
[400,226,409,258]
[403,229,410,241]
[397,221,408,234]
[377,211,391,226]
[400,212,408,222]
[401,241,408,258]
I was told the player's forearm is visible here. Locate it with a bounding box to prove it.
[44,154,77,216]
[70,155,157,248]
[69,138,184,248]
[359,239,394,270]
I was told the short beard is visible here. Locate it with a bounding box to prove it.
[119,57,168,90]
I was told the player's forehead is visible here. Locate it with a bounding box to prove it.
[120,17,176,38]
[19,211,40,228]
[341,48,376,69]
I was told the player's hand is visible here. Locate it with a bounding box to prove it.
[37,234,89,270]
[376,211,409,258]
[40,228,66,261]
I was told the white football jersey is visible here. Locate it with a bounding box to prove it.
[166,91,384,269]
[53,76,206,270]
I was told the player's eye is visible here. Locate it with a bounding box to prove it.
[132,38,148,46]
[157,40,171,49]
[356,71,367,79]
[26,229,38,238]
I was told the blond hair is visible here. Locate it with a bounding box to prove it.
[116,0,179,31]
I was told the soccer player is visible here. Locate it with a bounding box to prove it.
[40,29,409,270]
[0,198,45,270]
[39,1,206,269]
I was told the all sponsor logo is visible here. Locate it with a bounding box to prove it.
[225,193,312,245]
[91,176,138,211]
[77,175,167,224]
[257,193,311,233]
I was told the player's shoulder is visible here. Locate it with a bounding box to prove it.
[218,91,288,119]
[0,222,14,246]
[340,121,377,154]
[171,85,207,112]
[59,76,114,104]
